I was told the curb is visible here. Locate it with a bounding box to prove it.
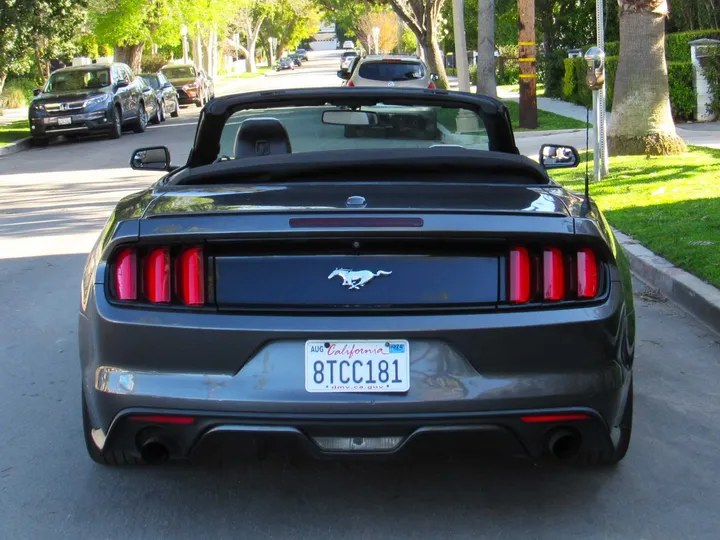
[614,229,720,335]
[0,137,32,157]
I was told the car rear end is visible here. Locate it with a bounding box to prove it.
[80,184,633,465]
[348,56,435,88]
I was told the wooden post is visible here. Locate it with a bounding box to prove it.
[518,0,537,129]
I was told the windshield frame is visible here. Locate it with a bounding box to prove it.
[44,68,112,92]
[187,88,517,168]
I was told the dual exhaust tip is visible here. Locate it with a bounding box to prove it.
[547,428,582,460]
[138,435,170,464]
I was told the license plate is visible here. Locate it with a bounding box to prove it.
[305,340,410,393]
[58,116,72,126]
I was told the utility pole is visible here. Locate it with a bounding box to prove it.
[517,0,537,128]
[452,0,470,92]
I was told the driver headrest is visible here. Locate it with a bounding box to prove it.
[234,117,292,159]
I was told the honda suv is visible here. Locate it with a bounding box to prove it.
[338,55,438,89]
[28,62,149,145]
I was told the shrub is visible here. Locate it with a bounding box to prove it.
[562,55,693,119]
[497,60,518,85]
[141,53,170,73]
[666,30,720,62]
[538,50,567,97]
[667,61,696,120]
[699,54,720,118]
[1,78,37,108]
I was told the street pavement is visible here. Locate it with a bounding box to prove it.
[1,50,720,540]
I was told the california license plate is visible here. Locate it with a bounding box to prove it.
[58,116,72,126]
[305,340,410,393]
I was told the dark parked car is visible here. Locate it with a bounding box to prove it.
[276,57,295,71]
[296,48,308,61]
[80,88,635,468]
[29,63,150,145]
[139,72,180,119]
[288,53,303,67]
[159,64,214,108]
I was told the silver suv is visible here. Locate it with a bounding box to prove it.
[338,55,438,88]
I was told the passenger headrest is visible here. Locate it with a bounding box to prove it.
[234,117,292,159]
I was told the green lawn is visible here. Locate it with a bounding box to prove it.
[219,67,271,81]
[0,120,30,147]
[437,101,586,132]
[551,146,720,288]
[502,100,586,131]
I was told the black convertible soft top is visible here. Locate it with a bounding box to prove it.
[170,147,551,186]
[186,87,520,167]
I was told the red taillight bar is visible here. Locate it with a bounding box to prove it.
[144,248,170,303]
[114,249,137,301]
[577,248,599,298]
[509,247,531,303]
[543,248,565,301]
[521,414,590,423]
[127,415,195,425]
[178,247,205,306]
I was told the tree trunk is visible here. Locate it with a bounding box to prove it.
[0,72,7,101]
[247,42,257,73]
[421,37,449,89]
[608,2,686,155]
[476,0,496,96]
[114,44,145,74]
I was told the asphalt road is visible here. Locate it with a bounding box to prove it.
[2,50,720,540]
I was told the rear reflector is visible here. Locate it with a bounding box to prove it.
[509,247,531,303]
[127,415,195,425]
[543,248,565,301]
[114,249,137,301]
[178,247,205,306]
[577,248,599,298]
[521,414,590,423]
[144,248,170,303]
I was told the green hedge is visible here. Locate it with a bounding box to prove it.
[538,50,568,97]
[562,56,695,120]
[699,55,720,118]
[1,78,37,108]
[666,30,720,62]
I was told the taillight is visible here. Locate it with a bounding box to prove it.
[112,246,205,306]
[577,248,598,298]
[508,246,600,304]
[177,247,205,306]
[347,80,355,87]
[509,247,531,303]
[144,248,170,303]
[114,249,137,301]
[428,82,436,89]
[543,248,565,301]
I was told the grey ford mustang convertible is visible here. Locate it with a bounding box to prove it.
[79,88,635,466]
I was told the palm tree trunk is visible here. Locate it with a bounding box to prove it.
[607,0,686,155]
[476,0,496,96]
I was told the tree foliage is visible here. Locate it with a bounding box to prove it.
[356,10,401,54]
[262,0,321,57]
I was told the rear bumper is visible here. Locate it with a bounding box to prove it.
[97,406,616,462]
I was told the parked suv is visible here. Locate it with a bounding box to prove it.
[160,64,214,108]
[28,62,149,145]
[338,55,438,89]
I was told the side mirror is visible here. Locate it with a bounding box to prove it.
[116,80,129,88]
[33,88,42,96]
[337,70,351,80]
[539,144,580,169]
[130,146,171,171]
[162,82,173,89]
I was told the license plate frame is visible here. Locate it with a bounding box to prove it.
[58,116,72,126]
[304,340,410,393]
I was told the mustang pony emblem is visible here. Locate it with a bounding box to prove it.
[328,268,392,290]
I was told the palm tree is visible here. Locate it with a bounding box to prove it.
[608,0,686,155]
